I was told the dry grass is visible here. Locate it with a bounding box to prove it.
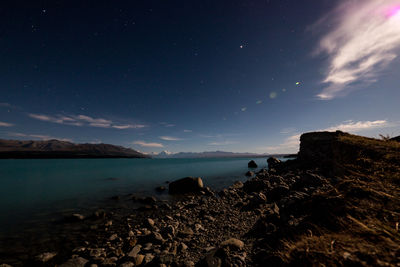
[278,133,400,266]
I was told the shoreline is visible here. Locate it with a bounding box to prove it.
[1,131,400,266]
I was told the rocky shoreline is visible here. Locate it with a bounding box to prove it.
[1,131,400,266]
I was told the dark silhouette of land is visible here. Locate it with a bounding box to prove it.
[0,139,149,159]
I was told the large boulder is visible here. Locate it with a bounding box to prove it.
[248,160,258,168]
[168,177,204,194]
[267,157,281,170]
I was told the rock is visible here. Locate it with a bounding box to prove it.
[93,209,106,219]
[35,252,57,262]
[59,257,89,267]
[155,186,166,192]
[203,215,215,222]
[244,192,267,210]
[218,189,229,198]
[169,177,204,194]
[292,172,327,189]
[245,171,254,177]
[267,157,281,170]
[184,260,195,267]
[72,247,86,253]
[178,227,194,237]
[195,223,204,231]
[143,243,153,251]
[151,232,165,244]
[268,185,290,201]
[232,181,244,189]
[119,262,135,267]
[248,160,258,168]
[109,234,118,241]
[110,195,120,200]
[89,248,105,258]
[243,178,270,193]
[220,238,244,250]
[179,242,188,252]
[128,245,142,258]
[202,186,214,196]
[65,213,85,222]
[146,218,155,228]
[134,254,145,266]
[162,225,176,237]
[144,253,155,264]
[141,231,165,245]
[143,196,157,204]
[102,257,118,266]
[199,249,222,267]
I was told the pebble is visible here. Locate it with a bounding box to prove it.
[35,252,57,262]
[128,245,142,258]
[59,257,89,267]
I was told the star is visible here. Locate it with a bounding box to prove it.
[239,45,244,49]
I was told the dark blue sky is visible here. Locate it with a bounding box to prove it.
[1,0,400,153]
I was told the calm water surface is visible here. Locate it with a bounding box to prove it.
[0,157,277,233]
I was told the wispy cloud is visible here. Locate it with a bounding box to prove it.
[280,127,296,134]
[112,124,146,129]
[324,120,390,132]
[313,0,400,99]
[0,103,12,108]
[208,141,238,146]
[8,132,73,142]
[28,113,146,129]
[0,121,14,127]
[132,141,164,148]
[183,129,192,133]
[159,136,183,141]
[160,122,176,127]
[265,134,301,153]
[267,119,394,153]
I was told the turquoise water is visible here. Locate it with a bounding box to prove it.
[0,157,273,232]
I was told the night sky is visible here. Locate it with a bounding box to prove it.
[1,0,400,153]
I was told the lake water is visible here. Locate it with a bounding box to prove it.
[0,157,277,234]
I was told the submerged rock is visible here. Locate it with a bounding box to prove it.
[155,186,166,192]
[169,177,204,194]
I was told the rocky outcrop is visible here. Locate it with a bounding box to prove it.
[168,177,204,194]
[267,157,281,170]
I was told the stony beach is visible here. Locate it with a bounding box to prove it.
[1,131,400,267]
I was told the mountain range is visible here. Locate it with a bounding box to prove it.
[0,139,149,159]
[151,150,279,158]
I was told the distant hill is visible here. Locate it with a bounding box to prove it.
[153,150,284,158]
[0,139,149,159]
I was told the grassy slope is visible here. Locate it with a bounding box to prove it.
[282,133,400,265]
